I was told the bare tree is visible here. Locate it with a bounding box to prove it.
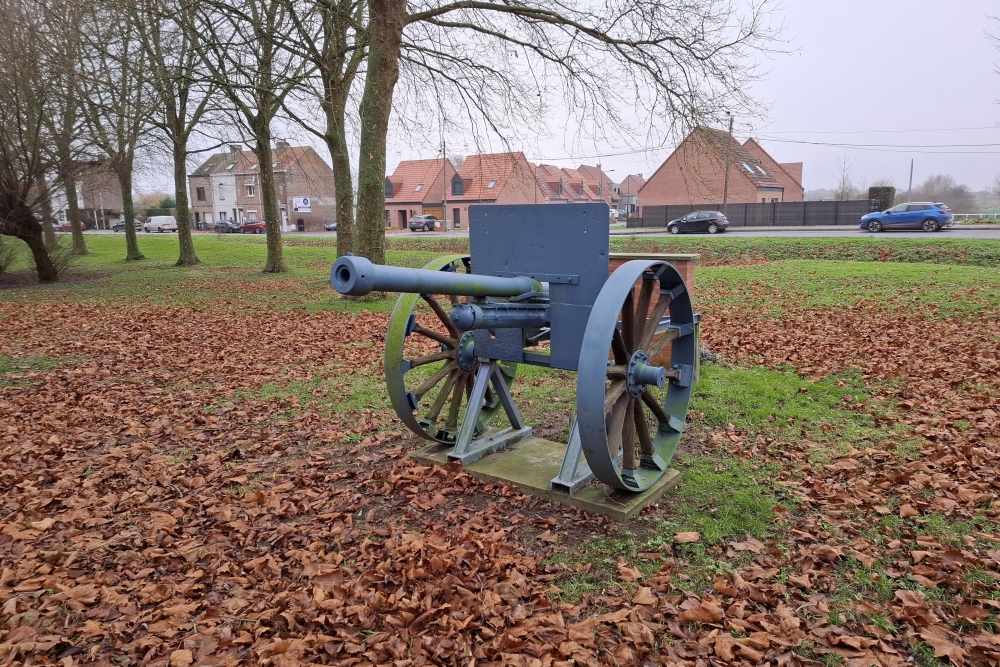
[832,152,858,201]
[188,0,317,273]
[993,174,1000,200]
[37,1,89,255]
[0,0,66,280]
[279,0,365,260]
[350,0,780,264]
[78,1,159,261]
[137,0,216,266]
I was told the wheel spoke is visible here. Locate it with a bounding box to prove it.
[622,399,637,470]
[421,294,458,337]
[414,361,457,399]
[425,371,459,422]
[634,400,654,455]
[638,293,671,352]
[605,379,627,414]
[641,389,670,425]
[634,277,653,338]
[446,374,466,429]
[620,287,635,351]
[645,326,679,360]
[607,393,630,459]
[413,323,457,349]
[408,349,456,369]
[611,328,630,365]
[606,365,627,379]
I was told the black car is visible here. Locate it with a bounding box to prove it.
[213,220,242,234]
[667,211,729,234]
[324,221,338,232]
[112,220,143,233]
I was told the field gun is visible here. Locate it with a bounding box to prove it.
[331,203,696,495]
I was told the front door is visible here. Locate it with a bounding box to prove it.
[453,208,461,229]
[399,210,407,229]
[882,204,908,228]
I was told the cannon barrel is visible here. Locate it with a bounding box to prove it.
[331,255,542,297]
[450,302,550,331]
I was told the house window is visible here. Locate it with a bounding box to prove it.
[385,178,394,198]
[249,211,258,221]
[742,162,754,174]
[755,165,767,175]
[414,184,423,192]
[220,211,227,220]
[196,187,206,201]
[579,183,584,195]
[771,198,778,203]
[225,162,235,170]
[245,184,255,197]
[452,175,464,196]
[486,180,496,189]
[557,181,563,196]
[218,186,225,201]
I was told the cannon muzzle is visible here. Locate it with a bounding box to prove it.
[331,255,543,297]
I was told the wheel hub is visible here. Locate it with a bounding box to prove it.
[457,332,476,371]
[626,350,666,397]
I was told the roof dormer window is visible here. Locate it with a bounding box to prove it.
[414,184,423,192]
[486,180,497,189]
[741,162,754,174]
[226,162,235,170]
[385,178,394,198]
[451,174,464,196]
[755,164,767,175]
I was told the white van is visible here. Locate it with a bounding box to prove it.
[143,215,178,233]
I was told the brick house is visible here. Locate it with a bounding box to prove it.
[384,158,456,229]
[616,174,646,216]
[576,164,622,211]
[637,127,796,213]
[189,142,337,231]
[742,138,804,202]
[445,152,547,229]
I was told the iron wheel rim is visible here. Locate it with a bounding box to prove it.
[576,260,696,491]
[385,255,517,445]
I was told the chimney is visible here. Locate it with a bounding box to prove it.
[275,140,290,152]
[228,144,241,157]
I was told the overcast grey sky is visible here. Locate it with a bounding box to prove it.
[486,0,1000,192]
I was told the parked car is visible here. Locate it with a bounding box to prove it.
[55,221,77,232]
[112,220,142,233]
[666,211,729,235]
[213,220,242,234]
[240,221,266,234]
[324,221,338,232]
[143,215,178,233]
[860,202,953,232]
[408,215,439,232]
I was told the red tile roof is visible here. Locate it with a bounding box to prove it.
[385,158,452,203]
[450,152,534,201]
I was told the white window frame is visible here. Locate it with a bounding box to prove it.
[245,184,256,197]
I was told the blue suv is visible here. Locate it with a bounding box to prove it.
[860,202,953,232]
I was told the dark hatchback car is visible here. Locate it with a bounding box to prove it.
[213,220,242,234]
[111,220,142,232]
[667,210,729,234]
[860,202,953,232]
[408,215,439,232]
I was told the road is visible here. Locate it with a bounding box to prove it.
[80,224,1000,240]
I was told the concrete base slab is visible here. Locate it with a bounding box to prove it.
[411,436,681,521]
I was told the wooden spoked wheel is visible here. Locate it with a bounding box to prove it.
[385,255,516,445]
[576,260,696,491]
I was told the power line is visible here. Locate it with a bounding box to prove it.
[761,125,999,135]
[756,136,1000,154]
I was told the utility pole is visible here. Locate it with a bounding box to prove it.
[907,159,914,202]
[721,112,733,217]
[442,138,448,231]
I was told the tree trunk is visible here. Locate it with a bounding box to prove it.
[254,130,286,273]
[320,0,357,259]
[113,156,145,261]
[23,232,57,282]
[42,219,58,252]
[4,204,57,282]
[172,137,199,266]
[355,0,406,265]
[326,111,354,259]
[64,177,88,255]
